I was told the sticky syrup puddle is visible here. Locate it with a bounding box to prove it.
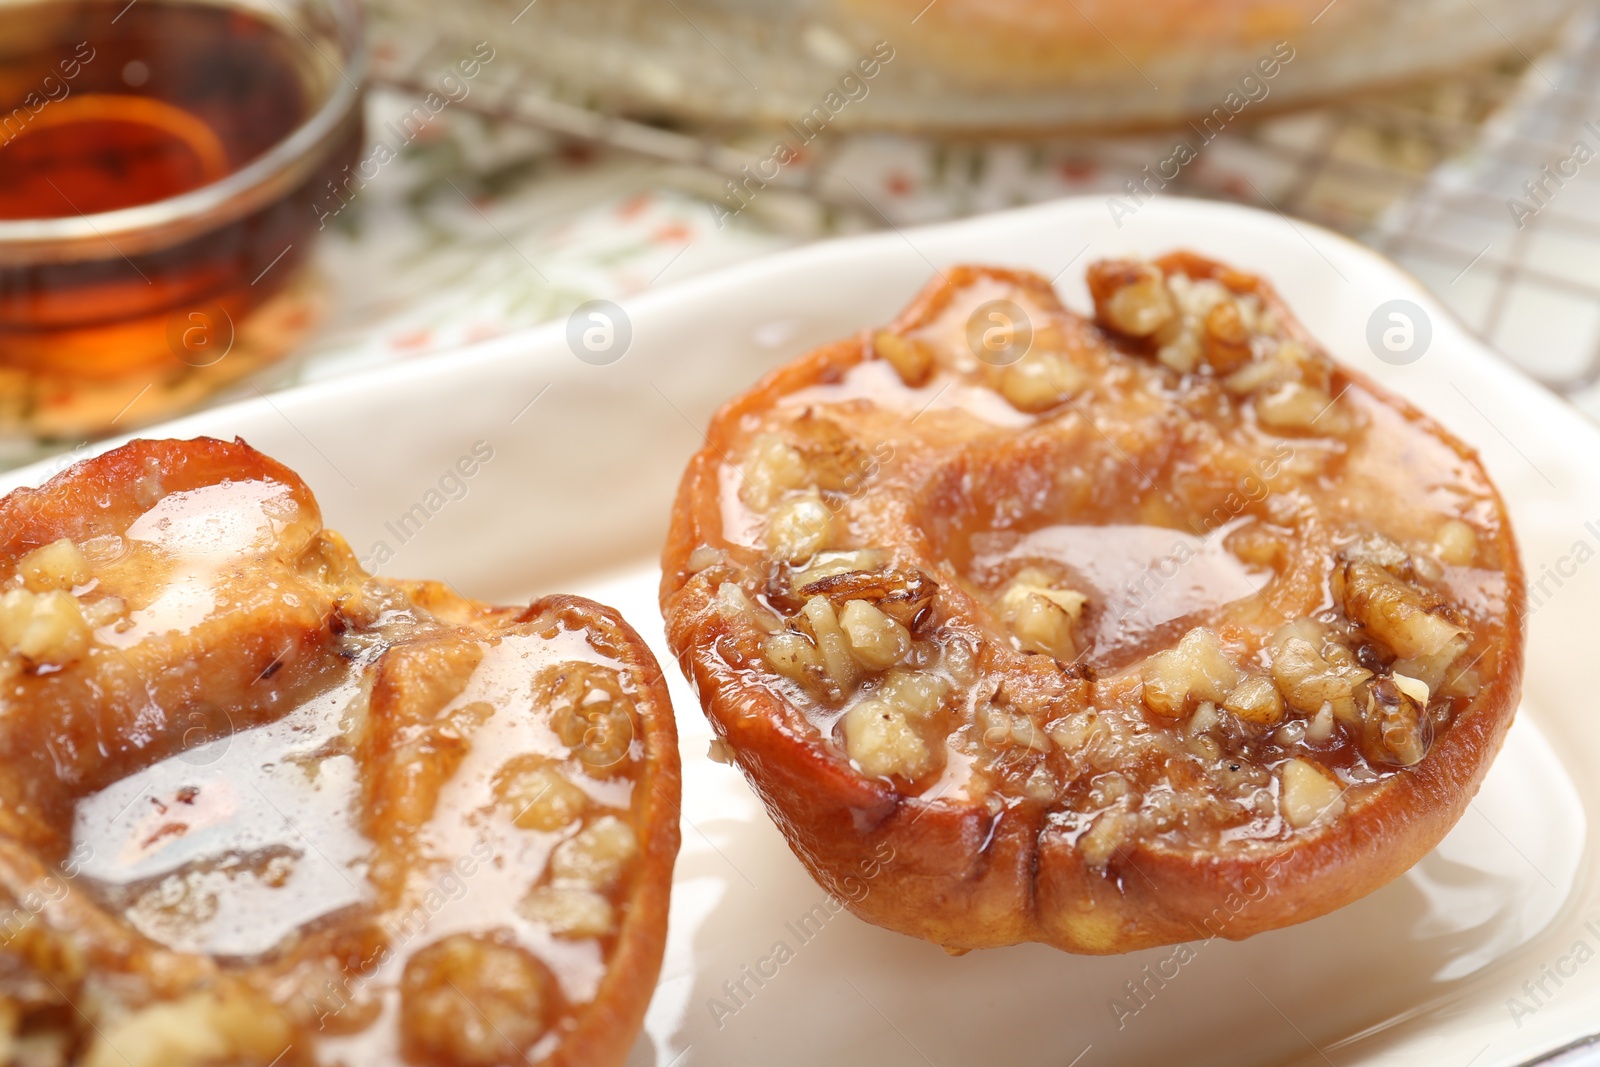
[71,678,372,959]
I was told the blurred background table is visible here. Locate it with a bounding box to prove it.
[19,1,1595,465]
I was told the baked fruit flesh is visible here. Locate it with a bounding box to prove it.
[0,438,679,1066]
[660,254,1525,954]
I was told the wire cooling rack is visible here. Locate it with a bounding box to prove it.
[1378,8,1600,410]
[368,10,1600,419]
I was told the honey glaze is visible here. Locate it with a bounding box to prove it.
[0,439,674,1067]
[71,678,370,959]
[967,519,1270,671]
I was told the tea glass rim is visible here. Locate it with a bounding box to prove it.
[0,0,366,265]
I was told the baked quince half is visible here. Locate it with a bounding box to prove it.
[661,254,1524,954]
[0,437,678,1066]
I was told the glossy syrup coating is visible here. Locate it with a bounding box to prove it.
[0,438,679,1066]
[661,255,1524,954]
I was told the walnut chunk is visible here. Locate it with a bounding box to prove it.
[1256,382,1334,433]
[1222,674,1285,725]
[1362,676,1430,766]
[713,582,781,634]
[874,330,934,386]
[1269,636,1371,723]
[495,757,589,831]
[0,588,91,666]
[1152,273,1234,373]
[400,934,551,1067]
[875,669,950,718]
[1078,809,1129,868]
[998,351,1087,412]
[1141,627,1242,717]
[541,662,638,776]
[838,669,951,773]
[790,550,888,590]
[16,539,91,592]
[1202,301,1253,374]
[1338,560,1467,661]
[999,570,1086,662]
[1049,709,1107,756]
[802,595,858,691]
[841,696,934,781]
[788,414,871,494]
[740,434,808,511]
[1223,349,1298,395]
[763,631,824,690]
[1088,261,1175,337]
[977,704,1053,753]
[81,989,292,1067]
[792,563,936,630]
[767,490,834,563]
[1433,519,1478,567]
[1278,759,1345,829]
[550,815,639,890]
[520,885,616,939]
[839,599,911,670]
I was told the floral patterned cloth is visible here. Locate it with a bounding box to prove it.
[11,13,1586,474]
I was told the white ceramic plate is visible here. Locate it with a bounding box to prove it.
[9,197,1600,1067]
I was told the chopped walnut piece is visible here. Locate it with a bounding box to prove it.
[877,669,950,718]
[16,538,91,592]
[874,330,934,386]
[763,631,824,690]
[841,670,947,780]
[741,434,808,511]
[1306,703,1336,742]
[1391,673,1430,706]
[81,989,292,1067]
[1363,676,1430,766]
[842,696,934,781]
[496,758,589,831]
[542,662,638,777]
[1278,759,1345,828]
[1141,627,1242,717]
[1202,301,1252,374]
[80,595,127,628]
[520,885,616,939]
[999,351,1087,412]
[400,934,551,1067]
[792,563,936,630]
[686,544,725,573]
[713,582,782,633]
[1269,636,1371,723]
[999,570,1086,662]
[1434,519,1478,567]
[551,815,639,890]
[1088,261,1175,338]
[977,704,1052,753]
[1343,533,1411,571]
[1049,709,1106,756]
[1256,382,1334,432]
[940,636,977,686]
[0,588,91,666]
[1152,273,1235,373]
[1223,674,1285,725]
[839,599,911,669]
[1223,351,1297,395]
[788,415,871,493]
[1078,809,1130,867]
[766,490,833,564]
[791,549,887,587]
[1338,561,1467,661]
[802,595,859,691]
